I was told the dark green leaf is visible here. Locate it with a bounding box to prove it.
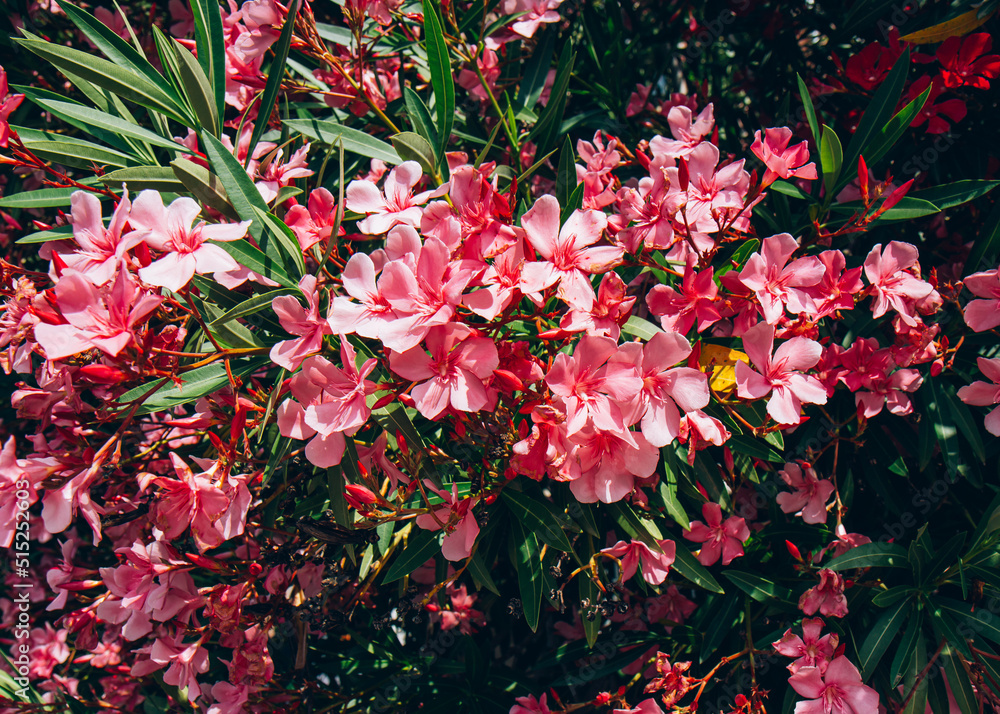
[859,601,910,680]
[214,238,299,289]
[0,188,81,209]
[116,358,267,414]
[391,131,437,175]
[100,166,186,192]
[966,196,1000,272]
[381,529,441,582]
[941,643,977,714]
[820,124,843,197]
[912,180,1000,211]
[890,615,923,687]
[826,542,909,570]
[422,0,454,162]
[517,30,556,112]
[700,594,741,662]
[721,571,789,602]
[252,206,306,279]
[283,118,402,163]
[502,490,575,553]
[246,0,299,157]
[171,157,239,220]
[467,552,500,595]
[190,0,226,121]
[797,74,821,149]
[658,468,689,529]
[671,542,724,593]
[727,434,784,462]
[30,99,184,154]
[925,378,961,479]
[22,138,134,169]
[403,87,439,151]
[512,520,543,632]
[529,43,575,154]
[171,38,219,136]
[556,135,577,209]
[769,180,814,201]
[864,85,931,168]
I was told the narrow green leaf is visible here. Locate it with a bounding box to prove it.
[941,643,977,714]
[116,358,267,414]
[935,597,1000,647]
[579,569,600,647]
[100,166,186,192]
[283,118,401,163]
[172,39,219,136]
[403,87,439,151]
[864,85,932,168]
[512,521,543,632]
[15,38,190,124]
[556,135,577,209]
[658,468,689,529]
[214,239,299,289]
[246,0,300,159]
[859,601,910,680]
[890,615,924,687]
[252,206,307,279]
[190,0,226,121]
[0,188,81,209]
[727,434,784,462]
[826,542,909,570]
[391,131,437,175]
[838,47,911,194]
[925,379,961,478]
[820,124,843,197]
[529,43,575,154]
[502,490,576,553]
[517,29,556,112]
[671,542,725,593]
[381,530,441,582]
[700,594,741,662]
[23,139,134,169]
[422,0,455,162]
[722,571,788,602]
[900,635,928,714]
[201,132,273,252]
[769,180,814,201]
[15,226,75,244]
[797,74,821,149]
[941,387,986,464]
[30,101,185,153]
[966,196,1000,272]
[912,180,1000,211]
[968,492,1000,554]
[207,289,295,332]
[467,552,501,596]
[171,158,240,220]
[621,316,663,341]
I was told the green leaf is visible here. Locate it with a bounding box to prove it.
[859,601,910,680]
[838,47,911,195]
[934,596,1000,647]
[170,158,239,220]
[0,188,81,209]
[246,0,299,158]
[190,0,226,122]
[925,378,961,479]
[721,571,788,602]
[100,166,187,192]
[201,132,270,243]
[727,434,784,462]
[715,238,760,279]
[391,131,437,175]
[579,570,600,647]
[671,542,725,593]
[863,85,932,169]
[116,358,267,415]
[556,135,577,209]
[381,529,441,582]
[941,387,986,464]
[15,37,189,125]
[900,634,928,714]
[502,490,576,554]
[512,521,543,632]
[826,542,909,570]
[252,206,306,279]
[833,196,941,222]
[422,0,455,163]
[941,643,977,714]
[769,180,814,201]
[403,87,439,151]
[21,138,135,169]
[966,196,1000,272]
[467,551,500,595]
[891,615,924,687]
[621,316,662,341]
[700,594,741,662]
[326,465,350,527]
[206,288,294,333]
[841,0,901,37]
[214,239,299,289]
[529,42,575,154]
[517,29,556,112]
[968,492,1000,554]
[820,124,843,197]
[171,38,220,136]
[283,118,402,164]
[797,74,821,149]
[911,180,1000,211]
[30,99,184,154]
[58,1,183,106]
[16,225,75,244]
[658,468,689,529]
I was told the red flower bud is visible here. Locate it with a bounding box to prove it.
[345,484,378,510]
[76,364,130,384]
[785,539,803,561]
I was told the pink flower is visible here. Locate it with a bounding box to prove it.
[389,324,499,420]
[773,618,839,674]
[751,127,818,186]
[863,242,934,327]
[0,66,25,148]
[628,330,710,448]
[737,233,825,324]
[544,335,642,437]
[649,104,715,159]
[776,462,834,525]
[464,241,525,321]
[345,161,440,234]
[519,194,622,307]
[130,191,249,291]
[57,190,146,285]
[644,654,694,707]
[601,538,676,585]
[151,454,231,551]
[502,0,564,38]
[799,569,848,618]
[838,338,922,418]
[614,700,665,714]
[646,259,721,335]
[788,656,879,714]
[255,143,313,203]
[683,502,750,566]
[270,275,333,371]
[286,187,344,251]
[735,323,827,425]
[326,251,400,342]
[958,357,1000,436]
[567,427,659,503]
[208,682,251,714]
[559,271,636,338]
[33,268,163,361]
[415,482,479,561]
[962,264,1000,332]
[149,636,210,701]
[510,692,552,714]
[277,337,379,467]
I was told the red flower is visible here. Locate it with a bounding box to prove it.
[844,31,904,90]
[905,76,967,134]
[937,33,1000,89]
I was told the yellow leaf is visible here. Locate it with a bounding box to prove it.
[699,344,749,394]
[900,8,996,44]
